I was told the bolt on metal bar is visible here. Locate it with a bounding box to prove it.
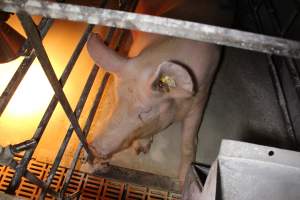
[17,10,93,161]
[40,64,99,199]
[1,0,300,59]
[0,17,53,117]
[249,0,299,148]
[6,16,93,193]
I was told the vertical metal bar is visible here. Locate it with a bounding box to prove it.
[264,0,300,147]
[60,1,138,197]
[40,65,99,199]
[264,0,282,34]
[0,17,53,117]
[7,18,94,193]
[264,0,300,100]
[41,0,112,197]
[249,0,299,148]
[59,26,116,197]
[281,11,299,36]
[286,58,300,95]
[267,56,299,148]
[60,72,110,197]
[17,10,93,160]
[265,0,300,37]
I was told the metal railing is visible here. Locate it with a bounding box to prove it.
[0,0,138,198]
[248,0,300,148]
[1,0,300,58]
[0,0,299,198]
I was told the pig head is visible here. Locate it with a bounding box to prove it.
[86,0,233,188]
[86,32,220,187]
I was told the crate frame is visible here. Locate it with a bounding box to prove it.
[0,0,299,199]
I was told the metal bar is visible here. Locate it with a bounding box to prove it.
[11,139,37,154]
[60,0,138,196]
[264,0,282,34]
[60,35,111,198]
[6,12,94,193]
[249,0,299,148]
[264,0,299,37]
[264,0,300,100]
[40,65,99,199]
[7,159,59,198]
[253,0,264,11]
[286,58,300,96]
[281,10,299,36]
[95,164,179,193]
[0,17,53,117]
[264,0,300,147]
[1,0,300,58]
[6,15,93,193]
[42,0,127,197]
[17,10,93,160]
[267,56,299,148]
[60,72,110,196]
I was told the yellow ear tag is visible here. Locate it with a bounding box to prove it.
[159,75,176,92]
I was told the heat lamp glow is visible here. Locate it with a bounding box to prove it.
[0,57,53,118]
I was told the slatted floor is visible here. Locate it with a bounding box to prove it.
[0,157,181,200]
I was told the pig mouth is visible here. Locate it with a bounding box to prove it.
[84,145,112,173]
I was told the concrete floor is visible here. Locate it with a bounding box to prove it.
[87,46,292,179]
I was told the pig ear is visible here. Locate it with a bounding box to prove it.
[151,61,195,98]
[87,33,128,74]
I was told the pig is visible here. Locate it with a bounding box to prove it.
[86,0,234,188]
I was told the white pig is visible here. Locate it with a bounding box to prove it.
[87,0,234,188]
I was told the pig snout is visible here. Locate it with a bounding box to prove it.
[83,143,112,173]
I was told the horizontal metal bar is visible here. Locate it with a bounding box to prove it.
[17,11,93,158]
[11,139,37,154]
[0,17,53,117]
[93,164,179,192]
[1,0,300,58]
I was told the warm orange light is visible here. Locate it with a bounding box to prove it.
[0,16,100,167]
[0,57,53,118]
